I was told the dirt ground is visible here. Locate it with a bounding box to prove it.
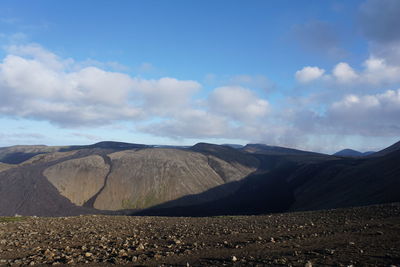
[0,203,399,266]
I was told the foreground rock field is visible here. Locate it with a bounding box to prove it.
[0,203,399,266]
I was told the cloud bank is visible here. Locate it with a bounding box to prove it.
[0,44,271,141]
[2,0,400,153]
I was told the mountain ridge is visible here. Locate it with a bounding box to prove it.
[0,139,399,217]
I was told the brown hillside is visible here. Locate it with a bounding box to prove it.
[44,155,110,206]
[0,163,14,172]
[93,148,256,210]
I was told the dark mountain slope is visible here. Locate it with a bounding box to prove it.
[0,164,93,216]
[369,140,400,157]
[0,148,112,216]
[0,145,63,164]
[134,165,297,216]
[60,141,150,152]
[289,149,400,211]
[136,141,400,216]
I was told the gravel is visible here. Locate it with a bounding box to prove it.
[0,203,399,266]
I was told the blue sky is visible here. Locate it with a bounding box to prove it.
[0,0,399,153]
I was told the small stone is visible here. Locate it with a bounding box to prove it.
[305,261,313,267]
[325,249,335,255]
[270,237,276,243]
[136,244,145,251]
[119,249,128,257]
[232,256,238,262]
[44,249,55,259]
[84,252,92,257]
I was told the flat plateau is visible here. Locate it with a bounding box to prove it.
[1,203,399,266]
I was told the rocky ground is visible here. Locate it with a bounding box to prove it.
[0,203,399,266]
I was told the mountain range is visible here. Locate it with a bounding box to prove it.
[0,140,399,216]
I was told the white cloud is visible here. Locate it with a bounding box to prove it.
[6,43,71,70]
[363,57,400,85]
[296,1,400,88]
[296,56,400,87]
[208,86,269,122]
[331,89,400,115]
[295,66,325,83]
[0,44,202,126]
[132,77,201,116]
[67,67,134,105]
[332,62,358,83]
[326,89,400,136]
[0,51,141,126]
[138,85,271,140]
[369,40,400,65]
[139,110,230,139]
[0,43,273,141]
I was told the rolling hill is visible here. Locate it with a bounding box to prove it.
[333,148,375,157]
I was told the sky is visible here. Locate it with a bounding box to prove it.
[0,0,399,153]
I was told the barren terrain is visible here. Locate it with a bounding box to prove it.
[1,203,399,266]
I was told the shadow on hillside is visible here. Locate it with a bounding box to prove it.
[0,152,47,164]
[132,162,298,217]
[59,141,149,152]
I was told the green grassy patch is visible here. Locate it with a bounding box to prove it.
[0,216,26,222]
